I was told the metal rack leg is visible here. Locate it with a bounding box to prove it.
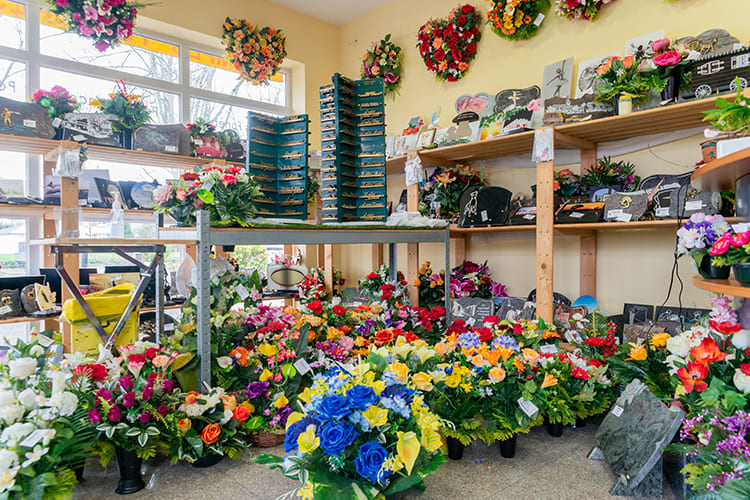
[388,243,397,281]
[196,210,212,390]
[156,246,165,346]
[444,226,451,322]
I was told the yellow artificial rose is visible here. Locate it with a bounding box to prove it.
[389,363,409,384]
[650,333,671,348]
[257,343,277,357]
[445,372,461,388]
[411,372,434,392]
[363,405,388,427]
[428,369,447,383]
[220,394,237,411]
[489,366,506,384]
[627,344,648,361]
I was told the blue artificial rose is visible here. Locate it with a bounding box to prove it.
[317,394,351,421]
[284,416,319,453]
[354,441,391,485]
[319,420,359,455]
[347,385,379,410]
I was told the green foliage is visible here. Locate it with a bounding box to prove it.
[91,82,151,131]
[704,78,750,134]
[593,56,666,105]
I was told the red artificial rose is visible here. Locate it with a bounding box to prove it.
[308,300,323,314]
[374,329,394,345]
[145,347,160,359]
[181,172,199,182]
[403,331,419,343]
[477,327,493,343]
[448,61,458,70]
[461,4,474,14]
[332,305,346,316]
[366,272,379,280]
[381,290,393,300]
[452,48,462,62]
[467,42,477,54]
[457,15,467,26]
[435,49,446,61]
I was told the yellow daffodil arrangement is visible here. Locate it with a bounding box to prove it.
[256,360,446,499]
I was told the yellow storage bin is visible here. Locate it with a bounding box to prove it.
[62,283,140,358]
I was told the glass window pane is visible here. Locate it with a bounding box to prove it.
[0,58,26,100]
[190,97,256,139]
[0,152,27,197]
[40,68,179,124]
[40,13,179,83]
[0,0,24,50]
[189,50,286,106]
[0,218,25,276]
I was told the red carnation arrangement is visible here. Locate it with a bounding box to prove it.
[416,4,482,82]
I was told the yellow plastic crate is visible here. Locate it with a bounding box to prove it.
[62,284,140,357]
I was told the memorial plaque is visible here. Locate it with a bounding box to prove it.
[603,191,648,222]
[451,297,494,326]
[61,112,120,147]
[0,97,55,139]
[623,303,654,325]
[638,172,692,193]
[588,379,684,496]
[668,185,721,218]
[133,124,189,155]
[459,186,512,227]
[508,199,537,226]
[543,94,614,122]
[0,289,22,318]
[555,202,604,224]
[495,297,535,322]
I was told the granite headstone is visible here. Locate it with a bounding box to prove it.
[451,297,494,327]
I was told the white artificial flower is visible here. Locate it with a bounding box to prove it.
[220,409,233,425]
[45,370,72,395]
[0,450,17,471]
[62,352,90,370]
[185,404,202,417]
[96,344,114,365]
[0,467,19,492]
[666,335,691,358]
[0,405,25,425]
[734,369,750,393]
[21,445,48,468]
[1,423,34,446]
[7,358,37,379]
[17,389,38,410]
[0,391,15,408]
[733,330,750,350]
[204,392,221,410]
[29,345,44,358]
[47,391,78,417]
[40,429,55,446]
[216,357,232,369]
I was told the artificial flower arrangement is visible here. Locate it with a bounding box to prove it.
[531,168,585,198]
[418,164,487,221]
[607,333,677,401]
[256,361,447,499]
[43,0,140,52]
[359,264,410,308]
[186,118,223,158]
[676,213,731,277]
[576,313,619,362]
[222,17,286,86]
[703,77,750,136]
[81,342,179,461]
[414,261,446,309]
[579,156,640,192]
[416,4,482,82]
[170,387,250,464]
[708,227,750,267]
[361,34,402,96]
[153,164,262,227]
[486,0,551,41]
[90,80,150,132]
[644,37,699,92]
[0,335,94,499]
[296,267,345,304]
[31,85,80,124]
[554,0,616,22]
[450,260,508,300]
[593,56,666,108]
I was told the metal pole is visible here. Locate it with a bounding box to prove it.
[155,213,165,345]
[444,226,451,322]
[388,243,397,281]
[196,210,212,390]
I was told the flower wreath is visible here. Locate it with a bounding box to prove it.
[43,0,139,52]
[222,17,287,86]
[361,33,403,96]
[417,4,482,82]
[554,0,616,22]
[487,0,551,41]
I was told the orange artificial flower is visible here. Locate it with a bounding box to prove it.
[220,394,237,411]
[513,358,525,372]
[622,55,634,69]
[488,366,506,383]
[201,423,221,445]
[177,418,191,435]
[481,348,502,366]
[232,405,252,424]
[626,344,647,361]
[496,346,514,363]
[542,329,560,340]
[541,372,558,389]
[690,337,728,365]
[229,347,249,367]
[677,361,709,394]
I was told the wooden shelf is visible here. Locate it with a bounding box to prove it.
[0,134,242,171]
[0,204,173,223]
[691,147,750,191]
[0,315,59,325]
[30,237,196,246]
[693,275,750,298]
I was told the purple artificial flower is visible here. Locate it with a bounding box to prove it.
[246,380,270,399]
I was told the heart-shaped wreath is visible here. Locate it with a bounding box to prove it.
[222,17,287,86]
[417,4,482,82]
[487,0,551,41]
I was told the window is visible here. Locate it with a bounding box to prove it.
[0,217,25,276]
[0,0,24,50]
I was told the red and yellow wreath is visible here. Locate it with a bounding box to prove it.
[222,17,287,86]
[417,4,482,82]
[487,0,550,41]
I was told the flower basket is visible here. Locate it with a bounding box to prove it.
[250,430,286,448]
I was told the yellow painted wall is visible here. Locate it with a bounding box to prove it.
[336,0,750,314]
[142,0,341,148]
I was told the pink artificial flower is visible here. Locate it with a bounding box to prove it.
[56,0,68,6]
[650,38,671,53]
[94,41,110,52]
[384,72,398,83]
[222,174,237,186]
[527,98,542,113]
[710,233,732,256]
[653,50,682,67]
[78,24,95,36]
[83,5,98,21]
[175,188,187,201]
[730,231,750,248]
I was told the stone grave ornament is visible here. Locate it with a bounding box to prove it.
[0,289,22,318]
[0,97,55,139]
[668,185,721,218]
[20,284,39,314]
[495,297,535,322]
[451,297,494,327]
[459,186,512,227]
[675,29,741,57]
[603,191,648,222]
[555,202,605,224]
[61,112,120,147]
[588,379,685,497]
[133,124,189,155]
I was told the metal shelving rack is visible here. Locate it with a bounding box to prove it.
[158,210,451,386]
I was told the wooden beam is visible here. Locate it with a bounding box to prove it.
[580,233,597,297]
[536,128,555,322]
[405,180,420,305]
[580,148,598,175]
[323,245,333,296]
[371,244,384,270]
[60,175,79,352]
[453,235,466,267]
[554,130,596,151]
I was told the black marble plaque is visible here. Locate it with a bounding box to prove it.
[623,303,654,324]
[133,124,188,155]
[451,297,494,326]
[603,192,648,222]
[61,113,120,147]
[0,97,54,138]
[669,185,721,218]
[459,186,512,227]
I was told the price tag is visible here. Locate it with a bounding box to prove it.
[164,323,175,332]
[466,317,476,327]
[611,405,624,417]
[540,344,558,354]
[661,183,681,190]
[110,274,122,281]
[481,210,488,222]
[73,134,86,142]
[37,334,54,347]
[570,212,584,219]
[685,200,703,211]
[23,119,36,128]
[52,118,62,128]
[533,13,545,26]
[202,181,214,192]
[78,199,87,206]
[193,138,203,146]
[294,358,312,376]
[518,397,539,418]
[236,284,249,300]
[20,429,48,448]
[523,214,536,220]
[655,208,669,217]
[607,209,624,217]
[0,305,11,315]
[165,145,178,153]
[614,213,633,222]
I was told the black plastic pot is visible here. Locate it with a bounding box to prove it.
[547,421,564,438]
[115,447,145,495]
[498,435,517,458]
[445,436,464,460]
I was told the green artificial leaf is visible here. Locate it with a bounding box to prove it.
[125,428,141,437]
[367,352,388,373]
[282,363,297,378]
[197,189,214,204]
[137,433,148,448]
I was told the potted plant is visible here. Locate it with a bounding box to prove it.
[90,80,150,149]
[644,38,700,101]
[702,77,750,162]
[709,228,750,285]
[593,56,666,112]
[531,168,587,209]
[579,156,640,201]
[31,85,81,139]
[676,213,732,279]
[170,388,250,467]
[83,342,178,494]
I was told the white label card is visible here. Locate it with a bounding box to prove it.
[164,323,175,332]
[202,181,214,192]
[0,305,11,315]
[523,214,536,220]
[193,139,203,146]
[481,210,488,222]
[518,397,539,418]
[73,134,86,142]
[685,200,703,211]
[655,208,669,217]
[110,274,122,281]
[52,118,62,128]
[78,199,87,206]
[613,212,632,222]
[293,358,311,376]
[37,334,54,347]
[612,405,624,417]
[20,429,48,448]
[466,317,476,327]
[661,183,681,190]
[23,119,36,128]
[533,13,545,26]
[540,344,558,354]
[570,212,584,219]
[236,284,249,300]
[165,145,178,153]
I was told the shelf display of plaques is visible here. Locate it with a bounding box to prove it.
[246,111,310,219]
[320,74,387,223]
